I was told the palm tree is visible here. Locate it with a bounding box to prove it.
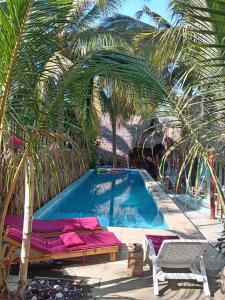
[100,79,138,166]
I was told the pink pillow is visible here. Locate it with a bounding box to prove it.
[146,235,179,255]
[59,232,85,247]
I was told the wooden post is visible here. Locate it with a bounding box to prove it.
[209,147,215,219]
[16,156,34,299]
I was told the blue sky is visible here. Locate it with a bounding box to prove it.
[119,0,171,23]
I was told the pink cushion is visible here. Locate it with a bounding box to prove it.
[60,232,85,247]
[60,217,101,231]
[5,215,101,233]
[7,227,122,254]
[146,234,180,255]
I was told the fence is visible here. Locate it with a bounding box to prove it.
[0,146,89,215]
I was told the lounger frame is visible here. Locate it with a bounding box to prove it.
[3,235,118,273]
[143,237,210,296]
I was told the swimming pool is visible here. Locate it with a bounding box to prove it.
[34,169,170,229]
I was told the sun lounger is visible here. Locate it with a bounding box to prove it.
[5,215,102,236]
[143,235,210,296]
[3,226,122,270]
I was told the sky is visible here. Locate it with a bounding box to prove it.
[119,0,171,24]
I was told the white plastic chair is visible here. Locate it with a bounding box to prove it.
[143,237,210,296]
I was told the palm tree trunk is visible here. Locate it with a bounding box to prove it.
[111,111,117,167]
[16,156,34,299]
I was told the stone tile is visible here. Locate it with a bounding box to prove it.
[7,276,32,293]
[106,226,123,241]
[7,276,18,292]
[63,262,105,282]
[93,270,223,300]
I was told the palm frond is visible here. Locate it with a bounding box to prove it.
[136,5,171,29]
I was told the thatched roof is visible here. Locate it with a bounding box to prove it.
[97,114,183,164]
[98,114,141,164]
[160,117,183,149]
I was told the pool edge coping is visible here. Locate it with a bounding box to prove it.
[139,170,204,239]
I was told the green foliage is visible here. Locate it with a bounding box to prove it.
[134,0,225,211]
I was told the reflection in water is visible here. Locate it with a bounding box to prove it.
[109,177,116,226]
[47,170,169,229]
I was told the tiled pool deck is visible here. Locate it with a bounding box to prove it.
[8,171,225,299]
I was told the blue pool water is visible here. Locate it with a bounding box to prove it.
[34,169,170,229]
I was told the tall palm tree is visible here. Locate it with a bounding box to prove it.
[100,79,138,166]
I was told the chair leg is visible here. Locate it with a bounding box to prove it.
[200,256,210,296]
[190,265,201,282]
[152,260,159,296]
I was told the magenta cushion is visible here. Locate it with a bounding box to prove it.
[59,232,85,247]
[146,234,180,255]
[7,227,122,254]
[5,215,101,233]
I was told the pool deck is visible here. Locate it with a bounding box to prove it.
[8,171,225,299]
